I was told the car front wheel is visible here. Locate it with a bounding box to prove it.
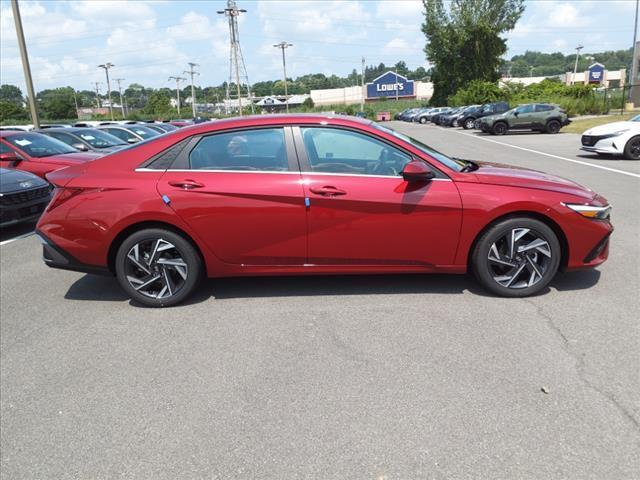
[419,117,427,124]
[492,122,508,135]
[115,228,202,307]
[472,218,561,297]
[623,135,640,159]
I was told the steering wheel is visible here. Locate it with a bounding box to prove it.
[370,148,399,176]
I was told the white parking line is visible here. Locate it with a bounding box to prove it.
[0,231,35,246]
[453,130,640,179]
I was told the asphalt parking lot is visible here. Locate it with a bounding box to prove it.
[1,122,639,479]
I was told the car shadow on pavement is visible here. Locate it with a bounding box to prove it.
[0,220,36,243]
[63,269,602,306]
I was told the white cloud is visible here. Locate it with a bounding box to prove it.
[376,0,423,19]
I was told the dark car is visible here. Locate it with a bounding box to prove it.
[145,122,180,133]
[431,108,456,125]
[0,167,51,228]
[459,102,510,130]
[434,107,464,126]
[38,127,128,153]
[97,124,161,144]
[414,107,448,124]
[36,114,612,307]
[478,103,570,135]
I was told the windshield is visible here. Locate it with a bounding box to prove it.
[631,114,640,122]
[127,125,161,139]
[77,129,127,148]
[5,132,78,157]
[373,123,464,172]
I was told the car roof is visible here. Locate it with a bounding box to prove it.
[38,127,99,134]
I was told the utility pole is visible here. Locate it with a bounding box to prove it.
[573,45,584,84]
[168,76,186,116]
[218,0,254,116]
[274,42,292,112]
[629,0,639,102]
[114,78,126,118]
[98,62,115,120]
[184,62,200,119]
[73,90,79,119]
[11,0,39,128]
[93,82,102,108]
[529,66,534,78]
[360,57,365,112]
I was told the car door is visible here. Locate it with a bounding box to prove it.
[156,126,307,266]
[293,126,462,267]
[512,104,535,128]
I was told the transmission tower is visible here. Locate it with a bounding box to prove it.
[217,0,254,116]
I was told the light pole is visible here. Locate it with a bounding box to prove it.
[98,62,115,120]
[273,42,293,112]
[93,82,102,107]
[184,62,200,119]
[360,56,365,112]
[168,76,186,116]
[114,78,126,118]
[629,0,639,102]
[11,0,39,128]
[573,45,584,84]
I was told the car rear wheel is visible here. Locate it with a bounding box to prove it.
[492,122,508,135]
[623,135,640,160]
[545,119,561,134]
[472,218,561,297]
[463,118,475,129]
[115,228,202,307]
[419,117,427,124]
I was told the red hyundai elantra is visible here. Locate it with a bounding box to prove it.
[36,114,613,307]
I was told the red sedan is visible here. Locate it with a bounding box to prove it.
[36,115,613,307]
[0,130,102,179]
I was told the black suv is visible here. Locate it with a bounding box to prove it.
[458,102,510,130]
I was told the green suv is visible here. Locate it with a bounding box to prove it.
[478,103,570,135]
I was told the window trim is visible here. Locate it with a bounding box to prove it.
[168,125,299,173]
[291,125,448,179]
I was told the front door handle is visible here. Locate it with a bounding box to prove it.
[168,179,204,190]
[309,185,346,196]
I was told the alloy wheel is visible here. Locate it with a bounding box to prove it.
[629,138,640,159]
[487,228,552,289]
[124,238,188,299]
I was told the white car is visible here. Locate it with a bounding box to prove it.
[581,114,640,159]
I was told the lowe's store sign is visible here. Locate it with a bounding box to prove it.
[366,71,415,99]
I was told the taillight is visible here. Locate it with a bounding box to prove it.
[46,187,84,212]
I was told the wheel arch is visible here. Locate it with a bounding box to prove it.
[107,220,206,275]
[466,210,569,272]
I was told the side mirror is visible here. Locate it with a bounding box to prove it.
[71,142,89,151]
[402,160,435,183]
[127,137,139,144]
[513,111,519,117]
[0,151,21,164]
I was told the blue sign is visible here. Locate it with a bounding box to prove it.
[366,71,414,99]
[588,63,605,83]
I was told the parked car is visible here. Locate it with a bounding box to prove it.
[459,102,510,130]
[0,125,34,131]
[478,103,570,135]
[580,114,640,160]
[433,107,460,126]
[0,167,51,228]
[38,124,73,129]
[444,105,479,127]
[36,114,612,307]
[145,122,179,133]
[38,127,128,153]
[97,124,161,144]
[414,107,448,124]
[0,131,102,179]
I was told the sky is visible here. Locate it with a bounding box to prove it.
[0,0,637,93]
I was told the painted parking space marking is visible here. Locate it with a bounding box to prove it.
[0,231,35,246]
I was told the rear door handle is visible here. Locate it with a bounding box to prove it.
[309,185,347,196]
[168,179,204,190]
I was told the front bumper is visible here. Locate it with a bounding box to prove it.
[0,193,51,228]
[580,135,625,155]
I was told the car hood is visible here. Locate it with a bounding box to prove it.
[471,161,595,200]
[584,121,638,136]
[0,167,48,193]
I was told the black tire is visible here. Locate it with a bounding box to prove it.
[463,118,475,129]
[115,228,202,307]
[623,135,640,160]
[492,122,508,135]
[419,117,427,124]
[471,218,561,297]
[545,119,561,134]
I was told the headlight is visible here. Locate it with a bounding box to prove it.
[563,202,611,220]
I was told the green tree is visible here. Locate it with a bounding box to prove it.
[0,100,28,122]
[37,87,77,119]
[422,0,525,105]
[142,89,173,116]
[0,84,24,105]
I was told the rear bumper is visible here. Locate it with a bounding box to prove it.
[36,230,112,276]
